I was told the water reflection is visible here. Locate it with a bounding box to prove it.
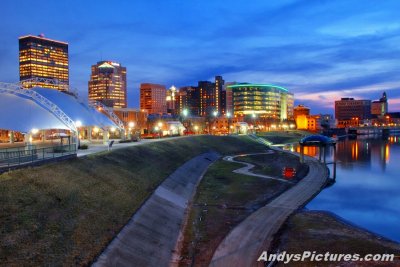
[285,134,400,242]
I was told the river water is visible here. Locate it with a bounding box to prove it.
[284,134,400,242]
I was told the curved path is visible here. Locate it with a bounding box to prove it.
[210,154,328,267]
[93,152,220,267]
[224,151,293,184]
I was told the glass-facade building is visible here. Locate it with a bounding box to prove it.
[228,84,294,120]
[88,61,127,108]
[19,35,69,91]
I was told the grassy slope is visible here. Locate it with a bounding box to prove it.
[258,130,309,144]
[0,136,267,266]
[178,159,291,266]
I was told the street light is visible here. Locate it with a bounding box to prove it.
[212,110,218,135]
[194,125,199,134]
[157,122,163,138]
[226,112,232,135]
[181,109,189,134]
[251,113,256,134]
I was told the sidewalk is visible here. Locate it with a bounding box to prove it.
[93,152,220,267]
[210,156,328,267]
[77,136,188,157]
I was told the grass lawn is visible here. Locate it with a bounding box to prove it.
[257,130,310,145]
[178,159,291,266]
[0,135,267,266]
[238,151,309,180]
[274,211,400,266]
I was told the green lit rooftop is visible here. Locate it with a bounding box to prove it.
[226,83,288,92]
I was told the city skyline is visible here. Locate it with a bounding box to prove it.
[2,0,400,113]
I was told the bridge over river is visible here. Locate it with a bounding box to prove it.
[347,126,400,135]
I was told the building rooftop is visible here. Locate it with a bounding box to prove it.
[226,83,288,92]
[18,34,68,45]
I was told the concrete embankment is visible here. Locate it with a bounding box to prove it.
[210,156,328,267]
[93,152,220,267]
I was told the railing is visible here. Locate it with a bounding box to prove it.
[0,144,77,169]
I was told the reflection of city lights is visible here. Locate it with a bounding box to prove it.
[385,144,390,163]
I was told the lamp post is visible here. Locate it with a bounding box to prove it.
[128,121,135,140]
[154,126,159,138]
[251,113,256,134]
[226,112,231,135]
[181,108,189,134]
[157,122,163,138]
[213,110,218,135]
[75,120,82,149]
[194,125,199,135]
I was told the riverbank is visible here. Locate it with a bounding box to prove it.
[273,210,400,266]
[177,147,316,266]
[177,159,292,266]
[0,136,267,266]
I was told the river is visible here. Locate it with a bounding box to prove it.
[284,134,400,242]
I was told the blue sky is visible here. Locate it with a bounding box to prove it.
[2,0,400,113]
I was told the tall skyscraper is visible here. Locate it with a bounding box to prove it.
[19,34,69,91]
[88,61,127,108]
[140,83,167,114]
[198,76,225,117]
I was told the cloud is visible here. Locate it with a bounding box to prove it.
[2,0,400,112]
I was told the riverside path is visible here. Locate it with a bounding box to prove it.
[210,156,328,267]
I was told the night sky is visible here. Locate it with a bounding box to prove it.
[2,0,400,114]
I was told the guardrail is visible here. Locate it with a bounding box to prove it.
[0,144,77,169]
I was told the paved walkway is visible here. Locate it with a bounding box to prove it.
[224,152,293,184]
[77,136,188,157]
[93,152,220,267]
[210,156,328,267]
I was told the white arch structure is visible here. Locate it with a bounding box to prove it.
[89,100,125,131]
[0,81,78,133]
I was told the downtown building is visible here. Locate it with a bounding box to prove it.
[335,98,371,127]
[227,83,294,121]
[198,76,225,117]
[19,34,69,91]
[140,83,167,114]
[88,61,127,108]
[176,86,200,116]
[371,92,388,116]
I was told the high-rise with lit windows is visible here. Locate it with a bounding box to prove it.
[198,76,224,117]
[88,61,127,108]
[19,34,69,91]
[140,83,167,114]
